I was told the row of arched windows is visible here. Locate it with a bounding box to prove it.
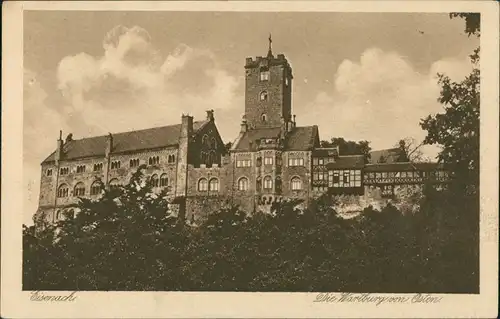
[197,178,219,192]
[150,174,169,188]
[57,181,104,198]
[236,176,302,191]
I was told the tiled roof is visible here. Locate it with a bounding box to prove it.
[232,127,282,151]
[364,162,444,172]
[369,148,403,164]
[326,155,365,169]
[42,121,208,163]
[232,126,318,151]
[285,126,318,151]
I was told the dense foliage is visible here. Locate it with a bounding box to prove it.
[23,169,478,292]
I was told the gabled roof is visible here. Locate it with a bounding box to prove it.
[285,126,318,151]
[231,125,318,152]
[42,121,208,163]
[364,162,444,172]
[369,148,404,164]
[326,155,365,169]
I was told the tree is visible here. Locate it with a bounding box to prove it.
[420,13,479,196]
[395,137,429,163]
[320,137,372,162]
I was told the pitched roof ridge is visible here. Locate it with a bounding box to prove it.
[66,120,207,142]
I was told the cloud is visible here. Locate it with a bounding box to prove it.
[24,68,71,224]
[23,26,243,224]
[56,25,243,137]
[299,47,472,159]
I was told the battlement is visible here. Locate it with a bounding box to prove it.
[245,54,290,69]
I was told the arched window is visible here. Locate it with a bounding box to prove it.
[198,178,208,191]
[261,113,267,123]
[238,177,249,191]
[263,176,273,189]
[129,158,139,168]
[291,176,302,190]
[56,210,62,220]
[74,182,85,196]
[260,91,268,101]
[160,174,168,187]
[211,137,217,149]
[148,156,159,166]
[202,134,209,147]
[209,178,219,192]
[109,178,120,189]
[111,161,121,170]
[150,174,159,187]
[168,154,176,163]
[57,184,69,198]
[90,181,103,195]
[256,177,262,191]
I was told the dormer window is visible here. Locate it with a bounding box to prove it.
[260,91,268,101]
[260,70,270,82]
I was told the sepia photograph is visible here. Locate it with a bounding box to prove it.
[2,1,499,318]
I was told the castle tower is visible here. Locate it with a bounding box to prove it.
[244,35,293,130]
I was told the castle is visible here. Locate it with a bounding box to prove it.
[35,38,449,224]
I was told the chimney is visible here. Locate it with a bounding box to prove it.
[105,133,113,157]
[181,114,194,138]
[55,130,63,163]
[206,109,214,122]
[293,114,297,128]
[240,115,248,133]
[65,133,73,143]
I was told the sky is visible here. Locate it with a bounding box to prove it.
[23,11,479,224]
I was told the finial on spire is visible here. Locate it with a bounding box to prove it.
[267,33,273,57]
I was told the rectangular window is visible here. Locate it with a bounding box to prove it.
[400,171,407,178]
[354,170,361,181]
[313,158,318,165]
[318,158,324,165]
[288,158,304,167]
[264,157,273,165]
[318,172,325,180]
[236,159,251,167]
[260,71,270,81]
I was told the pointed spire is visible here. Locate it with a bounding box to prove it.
[267,33,273,58]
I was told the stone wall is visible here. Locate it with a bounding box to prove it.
[332,184,425,218]
[36,146,179,223]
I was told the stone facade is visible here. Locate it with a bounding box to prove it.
[35,41,448,226]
